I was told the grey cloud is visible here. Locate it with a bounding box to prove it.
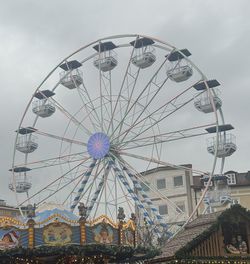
[0,0,249,205]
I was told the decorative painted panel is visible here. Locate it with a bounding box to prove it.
[43,222,72,246]
[0,227,20,250]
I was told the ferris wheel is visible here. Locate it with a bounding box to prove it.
[10,34,236,238]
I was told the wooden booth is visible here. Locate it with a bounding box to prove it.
[149,205,250,264]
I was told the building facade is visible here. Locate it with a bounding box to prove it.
[138,165,194,227]
[192,170,250,214]
[0,199,20,218]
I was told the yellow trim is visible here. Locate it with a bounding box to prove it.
[0,215,136,230]
[80,221,86,244]
[0,216,26,227]
[28,226,34,249]
[87,215,118,228]
[120,229,123,245]
[36,213,79,225]
[123,219,136,231]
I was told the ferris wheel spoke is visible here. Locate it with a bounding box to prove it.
[91,164,110,220]
[56,159,84,198]
[14,151,89,170]
[117,123,215,150]
[117,80,201,144]
[91,184,105,220]
[82,160,104,209]
[127,97,195,143]
[109,158,157,229]
[116,156,186,215]
[125,74,169,131]
[111,50,179,141]
[101,95,114,133]
[107,71,115,134]
[63,159,104,210]
[107,176,134,214]
[102,182,118,220]
[118,150,208,176]
[107,35,139,136]
[49,97,92,136]
[33,129,87,147]
[70,159,99,212]
[63,160,104,205]
[96,42,114,132]
[39,159,98,207]
[123,82,196,142]
[86,173,105,218]
[74,63,103,128]
[77,86,102,132]
[110,59,169,140]
[117,160,168,227]
[108,66,141,136]
[98,71,115,134]
[17,158,91,207]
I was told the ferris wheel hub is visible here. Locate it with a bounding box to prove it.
[87,132,110,159]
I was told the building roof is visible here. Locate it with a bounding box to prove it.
[140,164,192,176]
[0,199,19,211]
[192,170,250,189]
[0,206,19,211]
[156,212,221,260]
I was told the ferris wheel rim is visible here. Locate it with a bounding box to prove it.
[11,34,223,232]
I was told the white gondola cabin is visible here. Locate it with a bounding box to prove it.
[204,191,232,207]
[206,124,237,158]
[193,80,222,113]
[9,181,32,193]
[207,133,237,158]
[194,90,222,113]
[166,49,193,82]
[9,167,32,193]
[202,174,232,208]
[16,135,38,153]
[167,65,193,82]
[130,38,156,69]
[60,60,83,89]
[32,90,55,118]
[93,41,118,72]
[15,127,38,154]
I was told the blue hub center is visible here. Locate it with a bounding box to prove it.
[87,132,110,159]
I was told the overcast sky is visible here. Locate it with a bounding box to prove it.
[1,0,250,206]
